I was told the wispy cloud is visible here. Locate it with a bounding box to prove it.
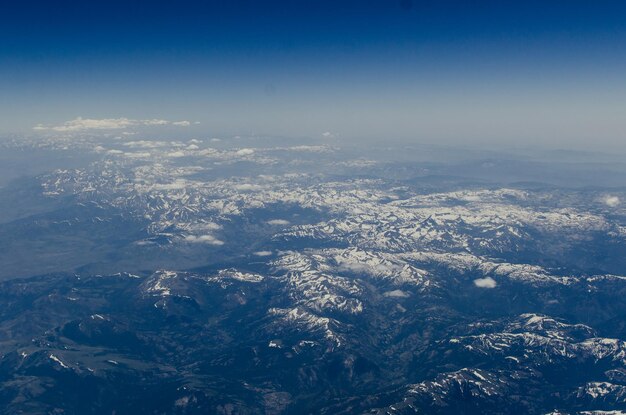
[172,120,191,126]
[184,234,224,245]
[383,289,410,298]
[33,117,194,132]
[266,219,291,226]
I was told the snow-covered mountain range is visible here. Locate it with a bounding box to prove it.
[0,134,624,414]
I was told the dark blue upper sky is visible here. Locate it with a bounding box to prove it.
[2,0,626,149]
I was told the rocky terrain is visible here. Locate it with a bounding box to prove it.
[0,134,625,414]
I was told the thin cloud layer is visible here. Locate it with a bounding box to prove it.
[33,117,193,132]
[383,289,410,298]
[184,234,224,245]
[266,219,291,226]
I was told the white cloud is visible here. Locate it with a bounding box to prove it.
[197,148,219,156]
[266,219,291,226]
[167,151,186,158]
[287,145,333,153]
[188,222,222,231]
[35,117,136,131]
[253,250,273,257]
[604,195,620,207]
[235,148,255,156]
[473,277,497,288]
[123,140,168,148]
[142,119,170,126]
[33,117,194,132]
[383,290,410,298]
[172,120,191,126]
[321,131,338,138]
[122,151,152,158]
[184,234,224,245]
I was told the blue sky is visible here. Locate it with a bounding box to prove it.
[2,0,626,150]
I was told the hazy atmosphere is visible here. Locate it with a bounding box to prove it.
[2,0,626,150]
[1,2,626,414]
